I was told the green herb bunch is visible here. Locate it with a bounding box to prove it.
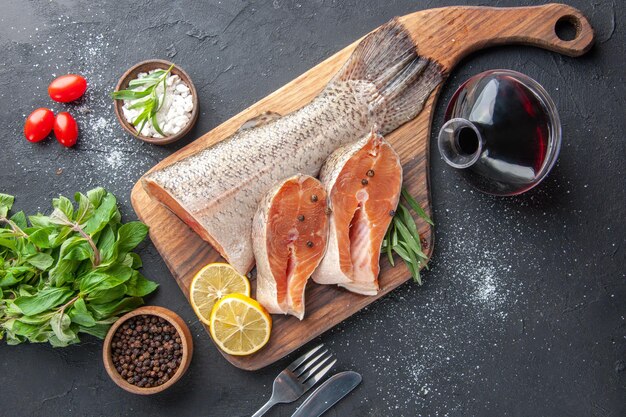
[382,188,434,284]
[111,64,174,136]
[0,188,158,347]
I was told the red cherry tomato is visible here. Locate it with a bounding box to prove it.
[53,112,79,147]
[48,74,87,102]
[24,108,55,142]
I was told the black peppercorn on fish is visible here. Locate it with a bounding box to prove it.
[142,18,442,274]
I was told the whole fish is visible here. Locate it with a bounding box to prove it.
[253,174,328,319]
[312,131,402,295]
[142,18,442,274]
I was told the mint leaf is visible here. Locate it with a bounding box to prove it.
[68,299,96,327]
[128,253,143,269]
[14,287,74,316]
[0,193,14,209]
[10,211,27,229]
[78,321,112,339]
[79,271,117,293]
[102,263,133,283]
[28,227,54,248]
[0,233,18,252]
[97,224,117,264]
[52,196,74,221]
[48,258,78,287]
[84,193,117,234]
[62,242,92,261]
[117,222,149,254]
[50,311,77,344]
[26,253,54,270]
[88,297,143,320]
[0,193,14,217]
[73,192,94,224]
[86,284,128,304]
[86,187,106,208]
[4,319,43,342]
[14,311,54,325]
[126,271,158,297]
[0,273,20,288]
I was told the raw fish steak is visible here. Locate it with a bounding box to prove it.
[253,174,328,319]
[313,131,402,295]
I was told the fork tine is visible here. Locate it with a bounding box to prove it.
[298,353,333,382]
[287,344,324,371]
[294,349,329,377]
[303,358,337,390]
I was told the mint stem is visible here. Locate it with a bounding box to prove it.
[71,224,101,267]
[58,295,80,315]
[56,218,101,267]
[0,217,28,238]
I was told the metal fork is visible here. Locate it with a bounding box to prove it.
[251,344,336,417]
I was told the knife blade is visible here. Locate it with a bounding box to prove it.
[291,371,362,417]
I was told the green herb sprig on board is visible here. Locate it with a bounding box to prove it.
[382,188,434,284]
[111,64,174,136]
[0,188,158,347]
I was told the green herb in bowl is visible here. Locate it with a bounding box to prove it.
[112,64,174,137]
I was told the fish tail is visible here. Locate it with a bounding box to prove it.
[331,18,443,133]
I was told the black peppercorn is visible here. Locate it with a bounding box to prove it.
[110,314,183,389]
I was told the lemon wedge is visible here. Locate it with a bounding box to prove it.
[209,293,272,356]
[189,263,250,325]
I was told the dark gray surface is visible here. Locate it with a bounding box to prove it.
[1,0,624,416]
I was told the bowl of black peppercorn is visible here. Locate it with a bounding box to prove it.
[103,306,193,395]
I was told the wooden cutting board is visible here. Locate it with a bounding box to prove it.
[131,4,593,370]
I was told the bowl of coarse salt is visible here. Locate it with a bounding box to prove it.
[113,59,199,145]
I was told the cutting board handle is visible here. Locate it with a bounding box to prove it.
[403,3,595,70]
[478,3,594,57]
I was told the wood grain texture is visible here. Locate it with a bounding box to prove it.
[130,4,593,370]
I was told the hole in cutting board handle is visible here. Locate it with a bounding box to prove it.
[555,15,580,41]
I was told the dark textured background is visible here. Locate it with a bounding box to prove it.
[1,1,624,416]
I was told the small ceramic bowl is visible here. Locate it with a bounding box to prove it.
[113,59,199,145]
[102,306,193,395]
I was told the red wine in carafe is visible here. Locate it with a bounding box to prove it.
[438,70,561,196]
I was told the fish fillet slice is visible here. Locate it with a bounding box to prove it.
[253,175,328,319]
[313,131,402,295]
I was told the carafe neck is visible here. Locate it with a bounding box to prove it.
[437,118,484,169]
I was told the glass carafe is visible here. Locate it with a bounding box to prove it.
[438,70,561,196]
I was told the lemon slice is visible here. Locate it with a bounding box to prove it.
[190,263,250,325]
[209,293,272,356]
